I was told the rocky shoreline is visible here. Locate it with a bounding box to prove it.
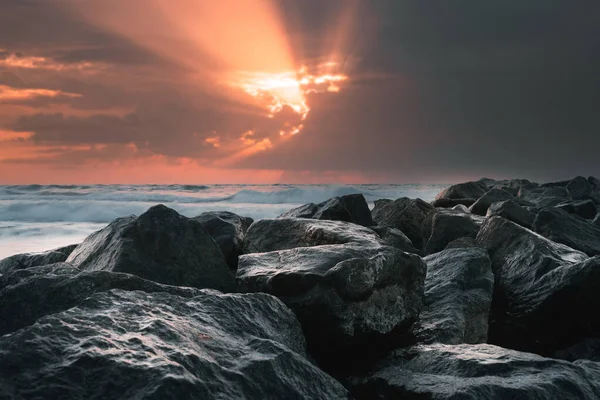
[1,176,600,399]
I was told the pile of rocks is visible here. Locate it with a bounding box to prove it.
[2,176,600,399]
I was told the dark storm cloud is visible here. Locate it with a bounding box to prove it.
[1,0,599,181]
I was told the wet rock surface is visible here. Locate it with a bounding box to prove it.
[435,181,489,201]
[468,188,515,216]
[477,216,600,355]
[486,199,535,229]
[533,207,600,256]
[280,193,374,227]
[193,211,253,270]
[371,198,433,250]
[555,199,597,219]
[0,244,78,275]
[350,344,600,400]
[238,218,426,375]
[415,248,494,344]
[518,186,572,207]
[0,289,350,400]
[67,204,235,291]
[422,208,485,255]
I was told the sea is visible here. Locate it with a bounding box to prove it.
[0,183,449,260]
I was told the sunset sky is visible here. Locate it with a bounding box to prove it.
[1,1,599,184]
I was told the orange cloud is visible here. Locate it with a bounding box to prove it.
[0,85,81,101]
[0,53,99,72]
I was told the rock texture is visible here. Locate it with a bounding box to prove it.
[239,218,426,374]
[422,208,485,255]
[567,176,593,200]
[555,339,600,362]
[0,289,350,399]
[486,199,535,229]
[476,216,600,355]
[435,181,489,201]
[371,226,420,254]
[556,199,597,219]
[468,188,515,216]
[371,198,433,250]
[0,263,203,335]
[444,237,479,249]
[350,344,600,400]
[518,186,572,207]
[415,248,494,344]
[194,211,253,270]
[0,244,77,275]
[430,197,476,208]
[280,193,374,227]
[67,204,234,291]
[533,208,600,256]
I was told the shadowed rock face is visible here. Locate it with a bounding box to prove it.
[435,181,489,201]
[422,209,485,255]
[371,198,433,250]
[193,211,253,270]
[0,244,78,275]
[350,344,600,400]
[430,197,476,208]
[0,263,204,336]
[415,248,494,345]
[371,226,420,255]
[533,208,600,256]
[468,188,515,216]
[556,200,597,219]
[518,186,572,207]
[238,218,426,376]
[567,176,593,200]
[0,289,350,400]
[280,193,374,227]
[67,204,234,292]
[476,217,600,355]
[444,237,478,250]
[486,199,535,229]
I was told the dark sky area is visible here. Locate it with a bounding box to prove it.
[0,0,598,183]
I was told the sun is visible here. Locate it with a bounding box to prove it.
[229,61,348,136]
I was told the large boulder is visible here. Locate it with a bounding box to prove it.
[280,193,374,227]
[567,176,593,200]
[434,181,489,201]
[422,209,485,255]
[533,208,600,256]
[468,188,515,216]
[350,344,600,400]
[67,205,234,292]
[444,237,478,250]
[193,211,253,270]
[555,339,600,362]
[0,263,203,335]
[238,218,427,375]
[486,199,535,229]
[415,248,494,344]
[371,198,433,250]
[0,289,350,399]
[371,226,420,255]
[556,199,597,219]
[476,216,600,355]
[518,186,572,207]
[0,244,78,275]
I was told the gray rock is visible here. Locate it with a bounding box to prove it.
[0,289,350,399]
[533,208,600,256]
[486,199,535,229]
[430,197,476,208]
[350,344,600,400]
[567,176,593,200]
[444,237,479,249]
[0,262,204,335]
[476,217,600,355]
[371,226,420,255]
[193,211,253,270]
[435,181,489,201]
[518,186,572,207]
[238,218,426,375]
[67,204,234,292]
[595,214,600,226]
[280,193,374,227]
[371,198,433,250]
[451,204,470,212]
[468,188,515,216]
[556,199,597,219]
[555,339,600,362]
[0,244,78,275]
[244,218,384,254]
[415,248,494,344]
[541,179,572,188]
[422,209,485,255]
